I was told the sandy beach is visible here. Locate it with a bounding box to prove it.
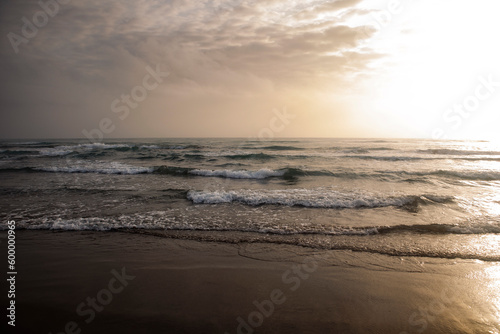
[3,230,498,334]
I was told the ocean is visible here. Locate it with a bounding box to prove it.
[1,138,500,261]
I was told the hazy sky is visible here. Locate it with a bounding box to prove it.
[1,0,499,140]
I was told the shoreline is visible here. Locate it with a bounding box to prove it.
[3,230,500,333]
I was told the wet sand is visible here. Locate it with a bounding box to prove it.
[3,230,499,333]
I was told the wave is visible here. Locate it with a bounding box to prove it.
[5,218,500,262]
[372,169,500,182]
[139,145,160,149]
[35,162,152,175]
[68,143,131,150]
[3,141,43,146]
[0,149,40,155]
[183,154,205,161]
[417,149,500,156]
[153,167,291,179]
[366,147,395,151]
[344,155,424,161]
[190,168,284,179]
[223,153,275,160]
[341,149,370,154]
[7,216,497,236]
[261,145,304,151]
[345,155,500,162]
[3,161,499,182]
[378,223,500,235]
[161,144,203,150]
[4,218,380,236]
[153,166,193,175]
[429,170,500,181]
[0,142,204,159]
[39,148,73,156]
[280,168,334,179]
[187,189,454,210]
[0,143,135,158]
[73,151,110,159]
[0,167,39,173]
[461,157,500,162]
[155,167,333,180]
[58,143,200,152]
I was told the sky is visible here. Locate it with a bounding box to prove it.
[0,0,499,140]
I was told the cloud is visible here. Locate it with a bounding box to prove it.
[313,0,364,13]
[0,0,383,138]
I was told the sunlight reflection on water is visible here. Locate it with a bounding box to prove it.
[481,265,500,331]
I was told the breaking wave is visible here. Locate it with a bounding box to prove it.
[187,189,455,209]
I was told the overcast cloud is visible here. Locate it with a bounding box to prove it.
[0,0,395,138]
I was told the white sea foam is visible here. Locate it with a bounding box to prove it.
[187,188,413,208]
[35,161,153,174]
[448,221,500,234]
[38,148,73,156]
[16,219,379,236]
[25,144,133,157]
[190,168,284,179]
[35,143,132,156]
[74,143,131,150]
[1,215,498,237]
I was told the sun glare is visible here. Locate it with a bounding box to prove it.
[355,0,500,139]
[484,266,500,323]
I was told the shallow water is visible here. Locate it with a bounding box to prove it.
[1,138,500,260]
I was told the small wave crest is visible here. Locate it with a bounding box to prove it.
[431,170,500,181]
[39,148,73,156]
[378,222,500,235]
[224,153,275,160]
[417,149,500,156]
[187,189,453,209]
[262,145,304,151]
[36,161,152,175]
[190,168,284,179]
